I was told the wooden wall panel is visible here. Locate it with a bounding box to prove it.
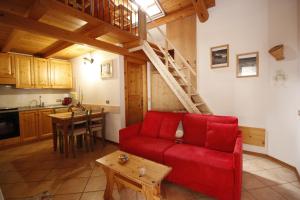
[239,126,266,147]
[151,66,184,111]
[150,15,196,112]
[166,14,197,88]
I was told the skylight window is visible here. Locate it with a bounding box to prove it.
[133,0,165,20]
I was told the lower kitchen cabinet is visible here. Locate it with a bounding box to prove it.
[19,111,39,142]
[38,109,54,138]
[19,109,53,142]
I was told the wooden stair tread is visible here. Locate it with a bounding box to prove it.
[195,102,205,106]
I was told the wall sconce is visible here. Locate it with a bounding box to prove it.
[83,57,94,65]
[83,52,94,65]
[274,69,287,82]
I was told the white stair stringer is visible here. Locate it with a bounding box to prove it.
[142,41,200,113]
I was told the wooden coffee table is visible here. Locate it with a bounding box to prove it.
[96,150,172,200]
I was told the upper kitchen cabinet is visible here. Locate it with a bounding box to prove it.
[15,54,34,88]
[50,59,73,89]
[0,53,16,84]
[12,53,73,89]
[33,57,50,88]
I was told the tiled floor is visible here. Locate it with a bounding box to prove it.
[0,139,299,200]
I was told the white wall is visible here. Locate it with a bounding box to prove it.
[197,0,300,171]
[71,51,126,143]
[0,88,69,107]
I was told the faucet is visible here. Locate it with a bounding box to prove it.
[39,96,44,107]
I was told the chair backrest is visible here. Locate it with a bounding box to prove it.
[70,111,89,133]
[88,108,105,125]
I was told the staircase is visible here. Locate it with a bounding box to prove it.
[142,39,211,114]
[130,5,212,114]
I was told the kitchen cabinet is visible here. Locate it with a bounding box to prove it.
[19,110,39,142]
[12,53,73,89]
[50,59,73,89]
[34,58,50,88]
[0,53,16,84]
[19,109,54,142]
[38,109,53,138]
[15,54,34,88]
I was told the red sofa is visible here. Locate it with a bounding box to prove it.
[119,111,242,200]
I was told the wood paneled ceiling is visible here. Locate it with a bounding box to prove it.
[159,0,193,14]
[0,0,215,60]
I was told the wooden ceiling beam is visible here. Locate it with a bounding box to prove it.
[1,0,48,52]
[191,0,209,23]
[147,6,195,29]
[0,10,130,56]
[38,0,138,42]
[37,24,110,58]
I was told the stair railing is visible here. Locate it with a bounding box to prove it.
[129,0,197,97]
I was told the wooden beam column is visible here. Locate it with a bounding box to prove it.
[138,10,147,42]
[191,0,209,22]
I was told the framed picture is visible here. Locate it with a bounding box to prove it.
[210,44,229,68]
[236,52,259,78]
[101,60,113,78]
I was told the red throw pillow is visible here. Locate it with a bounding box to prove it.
[159,113,184,140]
[205,122,238,153]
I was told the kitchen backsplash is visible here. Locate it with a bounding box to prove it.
[0,87,70,108]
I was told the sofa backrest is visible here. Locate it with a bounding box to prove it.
[139,111,184,139]
[182,114,238,146]
[140,111,165,137]
[139,111,238,146]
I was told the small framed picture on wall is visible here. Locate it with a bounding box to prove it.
[210,44,229,68]
[100,60,113,79]
[236,52,259,78]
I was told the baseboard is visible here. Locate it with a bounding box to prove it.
[243,150,300,182]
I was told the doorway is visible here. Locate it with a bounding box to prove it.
[124,57,147,126]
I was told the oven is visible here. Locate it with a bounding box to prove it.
[0,108,20,140]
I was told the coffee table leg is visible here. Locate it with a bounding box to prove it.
[103,167,115,200]
[143,184,161,200]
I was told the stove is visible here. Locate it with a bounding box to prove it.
[0,107,18,112]
[0,108,20,140]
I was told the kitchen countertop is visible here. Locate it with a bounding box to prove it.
[0,105,69,114]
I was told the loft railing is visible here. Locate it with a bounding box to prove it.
[58,0,141,36]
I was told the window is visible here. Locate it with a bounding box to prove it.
[134,0,165,20]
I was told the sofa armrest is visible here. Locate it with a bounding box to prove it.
[119,123,142,144]
[233,131,243,200]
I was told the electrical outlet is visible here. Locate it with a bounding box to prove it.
[106,100,110,104]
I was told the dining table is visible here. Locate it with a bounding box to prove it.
[48,111,106,157]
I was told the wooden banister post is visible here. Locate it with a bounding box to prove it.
[187,68,191,97]
[138,10,147,43]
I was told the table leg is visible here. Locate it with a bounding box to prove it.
[143,184,161,200]
[63,123,69,158]
[103,167,115,200]
[52,122,57,152]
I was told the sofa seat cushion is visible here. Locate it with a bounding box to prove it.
[120,136,175,163]
[164,144,235,190]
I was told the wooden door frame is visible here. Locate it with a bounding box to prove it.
[124,56,147,126]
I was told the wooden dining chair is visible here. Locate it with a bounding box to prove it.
[69,111,89,158]
[88,108,105,151]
